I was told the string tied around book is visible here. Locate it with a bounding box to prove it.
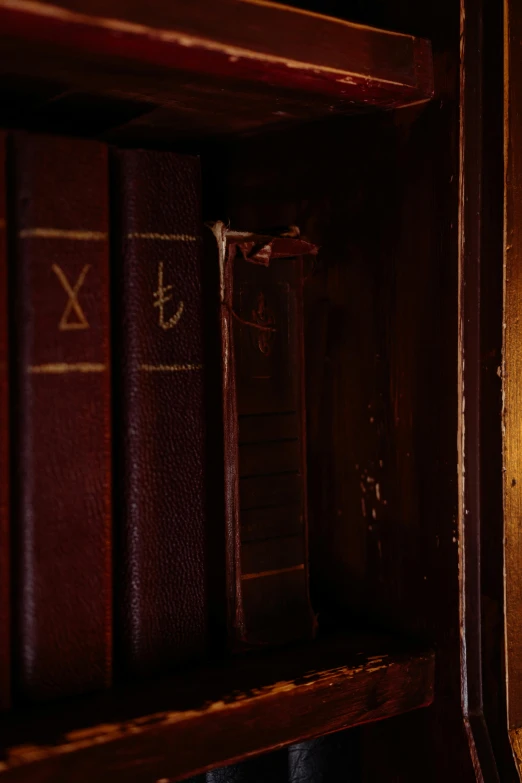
[220,232,320,332]
[229,307,277,333]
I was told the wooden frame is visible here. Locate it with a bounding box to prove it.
[504,0,522,774]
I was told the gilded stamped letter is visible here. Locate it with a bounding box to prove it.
[153,262,184,330]
[52,264,91,330]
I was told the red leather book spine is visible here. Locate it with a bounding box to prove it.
[12,133,112,701]
[114,150,206,676]
[213,223,317,647]
[0,133,9,710]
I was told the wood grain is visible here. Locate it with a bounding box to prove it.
[0,0,433,138]
[504,0,522,773]
[0,634,433,782]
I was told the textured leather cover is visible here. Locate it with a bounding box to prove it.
[12,132,112,702]
[211,223,317,647]
[0,133,8,710]
[114,149,206,677]
[288,731,361,782]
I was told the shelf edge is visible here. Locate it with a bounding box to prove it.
[0,0,434,109]
[0,648,434,783]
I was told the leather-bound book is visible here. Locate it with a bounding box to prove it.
[0,133,8,709]
[113,149,206,676]
[11,133,111,701]
[288,731,362,782]
[209,222,317,647]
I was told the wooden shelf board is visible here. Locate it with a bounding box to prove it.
[0,0,434,139]
[0,633,434,782]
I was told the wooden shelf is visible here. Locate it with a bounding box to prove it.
[0,633,434,782]
[0,0,434,140]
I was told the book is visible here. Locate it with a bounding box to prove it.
[0,132,8,709]
[11,132,112,701]
[288,731,361,782]
[113,149,207,676]
[210,222,317,647]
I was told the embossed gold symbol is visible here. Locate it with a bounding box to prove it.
[153,262,184,330]
[52,264,91,331]
[251,292,275,356]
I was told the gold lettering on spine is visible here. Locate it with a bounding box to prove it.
[20,228,106,241]
[140,364,203,372]
[153,262,184,330]
[127,232,199,242]
[52,264,91,330]
[28,363,106,374]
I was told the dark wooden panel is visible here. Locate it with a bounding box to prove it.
[479,0,516,777]
[0,634,434,782]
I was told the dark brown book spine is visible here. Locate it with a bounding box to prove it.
[0,133,8,710]
[114,150,206,676]
[12,133,111,702]
[214,223,317,647]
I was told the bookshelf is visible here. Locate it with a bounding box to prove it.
[0,0,512,781]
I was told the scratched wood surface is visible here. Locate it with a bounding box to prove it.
[0,0,433,138]
[456,0,517,777]
[504,0,522,775]
[0,633,433,782]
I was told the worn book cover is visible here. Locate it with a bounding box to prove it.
[11,132,112,701]
[113,149,207,676]
[210,222,317,647]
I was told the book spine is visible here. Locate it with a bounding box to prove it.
[114,149,207,676]
[217,225,317,647]
[12,132,112,701]
[0,133,8,710]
